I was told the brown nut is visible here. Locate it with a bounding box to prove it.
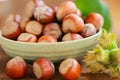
[2,22,21,40]
[59,58,82,80]
[81,23,97,37]
[38,35,57,43]
[43,23,62,39]
[56,1,78,21]
[33,58,55,80]
[5,14,29,31]
[62,33,83,42]
[34,5,55,24]
[6,56,27,79]
[62,14,84,33]
[84,12,104,31]
[25,21,43,36]
[17,33,37,43]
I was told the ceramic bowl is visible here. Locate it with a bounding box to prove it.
[0,29,102,62]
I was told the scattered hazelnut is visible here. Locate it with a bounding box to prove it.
[33,58,55,80]
[6,56,27,79]
[59,58,82,80]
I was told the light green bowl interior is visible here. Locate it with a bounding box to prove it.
[0,29,102,62]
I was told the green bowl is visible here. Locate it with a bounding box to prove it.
[0,29,102,62]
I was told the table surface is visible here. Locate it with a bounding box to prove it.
[0,0,120,80]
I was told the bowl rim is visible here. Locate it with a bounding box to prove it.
[0,28,102,45]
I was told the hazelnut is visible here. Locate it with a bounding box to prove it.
[62,14,84,33]
[6,56,27,79]
[2,22,21,40]
[33,58,55,80]
[43,23,62,39]
[59,58,82,80]
[17,33,37,43]
[81,23,97,37]
[34,5,55,24]
[84,12,104,31]
[38,35,57,43]
[25,21,43,36]
[56,1,78,21]
[62,33,83,42]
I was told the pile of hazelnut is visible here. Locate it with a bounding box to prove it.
[2,0,104,43]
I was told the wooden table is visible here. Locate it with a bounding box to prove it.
[0,0,120,80]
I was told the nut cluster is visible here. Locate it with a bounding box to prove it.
[6,56,82,80]
[2,0,104,43]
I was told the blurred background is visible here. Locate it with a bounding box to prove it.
[0,0,120,38]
